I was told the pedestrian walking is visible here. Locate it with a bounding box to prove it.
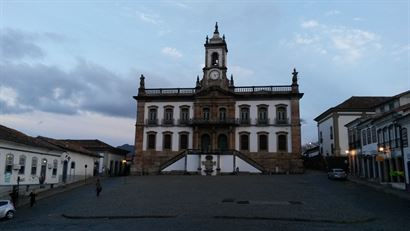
[96,178,102,197]
[29,191,36,207]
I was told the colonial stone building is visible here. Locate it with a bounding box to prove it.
[133,24,304,175]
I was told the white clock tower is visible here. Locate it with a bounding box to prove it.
[201,22,230,89]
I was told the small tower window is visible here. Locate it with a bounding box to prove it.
[211,52,219,66]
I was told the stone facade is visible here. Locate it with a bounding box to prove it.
[132,24,304,175]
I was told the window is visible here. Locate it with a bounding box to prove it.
[164,107,174,125]
[330,126,333,140]
[31,157,38,175]
[147,133,156,150]
[52,159,58,177]
[257,106,268,124]
[371,127,377,143]
[277,134,287,152]
[163,133,172,150]
[211,52,219,66]
[148,107,158,125]
[180,107,190,122]
[362,130,367,145]
[240,134,249,151]
[388,102,394,110]
[219,108,226,121]
[367,128,371,144]
[402,128,408,148]
[18,155,26,175]
[276,105,287,124]
[203,108,210,120]
[70,161,75,169]
[179,133,188,150]
[258,133,268,151]
[5,154,13,174]
[240,107,249,124]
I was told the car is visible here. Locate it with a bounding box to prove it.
[0,200,16,219]
[327,168,347,180]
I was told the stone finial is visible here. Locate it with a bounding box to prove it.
[214,22,219,34]
[206,35,209,44]
[139,74,145,89]
[196,75,200,87]
[230,74,234,86]
[223,34,225,41]
[292,68,298,85]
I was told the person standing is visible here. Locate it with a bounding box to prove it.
[29,191,36,207]
[96,178,102,197]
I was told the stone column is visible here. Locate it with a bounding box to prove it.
[290,96,301,156]
[132,100,145,175]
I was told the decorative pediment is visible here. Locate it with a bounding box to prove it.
[195,86,235,98]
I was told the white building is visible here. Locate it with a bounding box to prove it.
[62,139,128,176]
[133,23,304,175]
[314,96,389,157]
[346,90,410,191]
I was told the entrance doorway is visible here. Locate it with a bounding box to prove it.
[201,134,211,152]
[218,134,228,151]
[62,160,68,183]
[40,159,47,185]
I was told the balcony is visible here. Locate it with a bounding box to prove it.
[275,118,289,125]
[162,119,175,126]
[191,118,239,126]
[178,119,191,125]
[239,118,251,125]
[256,118,270,125]
[146,119,158,126]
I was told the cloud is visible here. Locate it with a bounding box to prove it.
[0,28,45,60]
[0,60,138,118]
[161,47,183,58]
[301,20,319,28]
[136,11,162,24]
[325,10,341,16]
[353,17,364,21]
[289,21,381,64]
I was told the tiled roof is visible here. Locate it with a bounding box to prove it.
[314,96,391,122]
[38,137,100,158]
[0,124,63,151]
[62,139,128,156]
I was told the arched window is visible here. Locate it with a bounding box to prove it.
[31,157,38,175]
[18,155,26,175]
[240,107,250,124]
[163,107,174,125]
[257,106,268,124]
[163,133,172,150]
[5,154,14,174]
[240,134,249,151]
[402,128,408,147]
[147,132,157,150]
[180,106,190,124]
[179,133,189,150]
[211,52,219,66]
[70,161,75,169]
[258,133,268,151]
[277,134,287,152]
[148,107,158,125]
[52,159,58,177]
[276,106,287,124]
[219,108,226,121]
[203,108,210,120]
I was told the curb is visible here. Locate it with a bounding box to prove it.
[348,177,410,201]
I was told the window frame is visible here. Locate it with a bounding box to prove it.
[257,132,269,152]
[31,157,38,175]
[276,132,288,152]
[162,132,173,150]
[147,132,157,150]
[5,153,14,174]
[239,132,250,151]
[179,132,189,150]
[18,155,26,175]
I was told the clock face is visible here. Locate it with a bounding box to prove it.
[209,70,220,80]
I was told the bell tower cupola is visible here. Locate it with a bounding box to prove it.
[201,22,229,89]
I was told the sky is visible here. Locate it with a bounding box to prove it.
[0,0,409,147]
